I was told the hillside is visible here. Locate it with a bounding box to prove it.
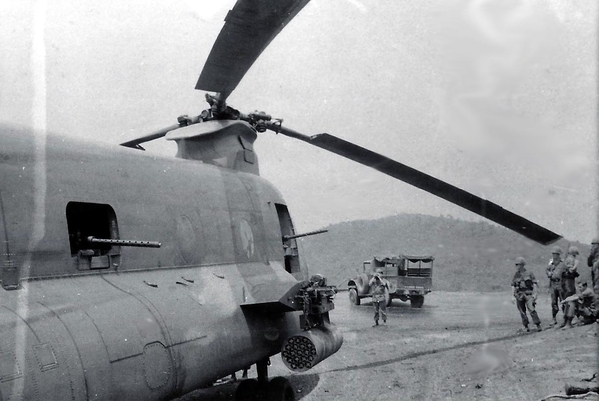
[299,214,592,292]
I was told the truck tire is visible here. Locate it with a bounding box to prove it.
[410,295,424,308]
[385,292,392,307]
[349,288,361,305]
[355,274,369,294]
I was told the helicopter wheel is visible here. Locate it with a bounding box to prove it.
[235,379,260,401]
[266,377,295,401]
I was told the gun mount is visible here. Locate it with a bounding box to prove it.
[281,275,342,373]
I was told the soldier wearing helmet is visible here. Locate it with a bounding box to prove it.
[560,281,598,329]
[561,246,580,303]
[588,238,599,295]
[511,257,542,332]
[368,268,389,327]
[546,245,565,326]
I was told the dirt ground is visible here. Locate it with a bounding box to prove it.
[178,291,598,401]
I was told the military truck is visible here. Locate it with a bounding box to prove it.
[347,255,434,308]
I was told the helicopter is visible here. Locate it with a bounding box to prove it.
[0,1,563,401]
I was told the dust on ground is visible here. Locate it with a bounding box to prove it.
[178,291,598,401]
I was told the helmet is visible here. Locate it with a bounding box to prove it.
[592,237,599,245]
[375,268,384,274]
[551,246,562,255]
[515,257,526,266]
[568,246,579,255]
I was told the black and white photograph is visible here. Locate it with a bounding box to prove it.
[0,0,597,400]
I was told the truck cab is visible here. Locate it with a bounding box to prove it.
[348,255,434,308]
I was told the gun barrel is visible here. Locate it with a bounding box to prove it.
[283,229,328,241]
[87,236,161,248]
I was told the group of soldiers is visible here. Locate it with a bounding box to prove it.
[511,238,599,332]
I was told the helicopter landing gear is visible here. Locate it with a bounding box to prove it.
[235,379,260,401]
[266,377,294,401]
[234,358,295,401]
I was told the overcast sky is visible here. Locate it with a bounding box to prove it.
[1,0,597,243]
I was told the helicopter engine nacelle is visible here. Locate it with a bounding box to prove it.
[281,324,343,372]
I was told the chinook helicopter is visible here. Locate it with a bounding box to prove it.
[0,1,562,400]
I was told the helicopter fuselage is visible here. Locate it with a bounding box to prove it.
[0,124,310,400]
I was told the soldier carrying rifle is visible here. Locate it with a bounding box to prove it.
[511,257,542,333]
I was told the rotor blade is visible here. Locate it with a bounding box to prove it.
[120,123,181,150]
[269,123,561,245]
[196,0,310,101]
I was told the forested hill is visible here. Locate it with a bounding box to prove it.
[299,214,591,292]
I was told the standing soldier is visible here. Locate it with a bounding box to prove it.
[511,257,542,332]
[562,246,580,299]
[588,238,599,295]
[546,246,565,326]
[369,268,389,327]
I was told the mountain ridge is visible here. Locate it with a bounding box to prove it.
[300,213,591,292]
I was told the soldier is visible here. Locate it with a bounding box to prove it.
[561,281,597,329]
[546,246,565,326]
[368,268,389,327]
[562,246,580,299]
[588,238,599,294]
[511,257,542,332]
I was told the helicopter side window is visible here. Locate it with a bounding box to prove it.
[66,202,120,270]
[275,203,300,274]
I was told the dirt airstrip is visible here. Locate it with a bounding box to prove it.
[178,291,598,401]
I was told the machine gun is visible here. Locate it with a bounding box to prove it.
[295,274,337,330]
[283,229,328,242]
[281,274,341,373]
[86,236,161,248]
